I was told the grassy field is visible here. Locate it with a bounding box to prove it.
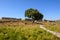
[43,22,60,33]
[0,21,60,40]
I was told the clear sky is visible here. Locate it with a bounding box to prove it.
[0,0,60,20]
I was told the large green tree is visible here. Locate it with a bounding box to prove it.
[25,8,43,22]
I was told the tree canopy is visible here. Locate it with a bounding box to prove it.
[25,8,43,21]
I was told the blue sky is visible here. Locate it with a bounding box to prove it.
[0,0,60,20]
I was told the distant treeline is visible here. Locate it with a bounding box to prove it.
[44,19,55,22]
[2,17,21,20]
[0,17,21,23]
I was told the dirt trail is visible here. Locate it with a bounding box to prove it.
[40,25,60,38]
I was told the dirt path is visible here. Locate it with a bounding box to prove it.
[40,25,60,38]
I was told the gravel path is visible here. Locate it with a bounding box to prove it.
[40,25,60,38]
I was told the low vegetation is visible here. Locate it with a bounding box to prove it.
[0,21,60,40]
[43,22,60,33]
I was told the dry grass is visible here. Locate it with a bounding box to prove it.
[43,22,60,33]
[0,21,60,40]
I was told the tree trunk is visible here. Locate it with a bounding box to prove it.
[32,20,34,23]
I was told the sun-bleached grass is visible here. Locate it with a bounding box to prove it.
[0,21,60,40]
[43,22,60,33]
